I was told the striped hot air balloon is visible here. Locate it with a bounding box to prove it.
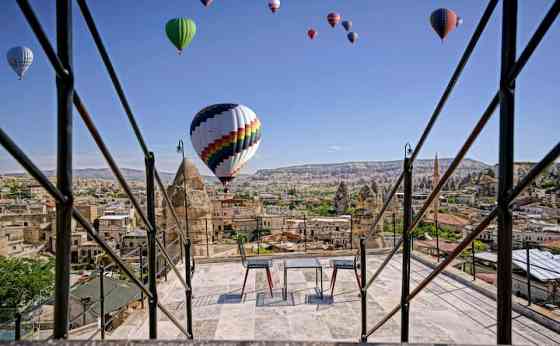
[430,8,462,41]
[327,12,341,28]
[190,104,262,190]
[6,46,33,80]
[165,18,197,54]
[268,0,280,13]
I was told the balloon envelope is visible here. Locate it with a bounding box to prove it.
[307,29,317,40]
[327,13,341,28]
[7,46,33,80]
[430,8,460,40]
[165,18,197,53]
[268,0,280,13]
[347,32,358,44]
[342,20,352,32]
[200,0,212,7]
[190,104,262,187]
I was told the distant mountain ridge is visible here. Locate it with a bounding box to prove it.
[254,158,491,177]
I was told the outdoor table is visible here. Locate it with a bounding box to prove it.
[283,258,323,300]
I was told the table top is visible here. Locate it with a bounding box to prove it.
[284,258,322,269]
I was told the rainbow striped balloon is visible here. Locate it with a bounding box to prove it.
[190,104,262,188]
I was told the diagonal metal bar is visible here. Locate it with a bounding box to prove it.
[155,236,190,290]
[76,0,189,249]
[409,0,498,163]
[364,92,500,291]
[74,93,190,292]
[0,128,67,203]
[363,0,559,292]
[366,141,560,337]
[366,0,499,240]
[75,0,148,156]
[16,0,71,80]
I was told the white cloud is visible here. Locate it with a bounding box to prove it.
[328,145,343,153]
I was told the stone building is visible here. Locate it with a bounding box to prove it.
[164,159,216,256]
[352,182,385,248]
[307,216,351,249]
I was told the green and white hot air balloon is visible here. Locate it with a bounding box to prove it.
[165,18,197,54]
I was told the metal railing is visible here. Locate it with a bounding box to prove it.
[0,0,196,340]
[358,1,560,344]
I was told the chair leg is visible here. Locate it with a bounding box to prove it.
[331,268,338,297]
[265,267,274,297]
[241,268,249,298]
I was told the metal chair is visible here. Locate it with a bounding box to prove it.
[329,255,361,297]
[238,239,274,297]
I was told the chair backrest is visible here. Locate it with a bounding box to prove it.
[237,238,247,267]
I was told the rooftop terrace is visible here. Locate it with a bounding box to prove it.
[106,254,560,345]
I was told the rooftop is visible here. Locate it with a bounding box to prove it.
[107,254,559,344]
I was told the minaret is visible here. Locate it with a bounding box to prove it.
[433,153,440,216]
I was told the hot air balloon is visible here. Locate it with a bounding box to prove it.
[342,20,352,32]
[268,0,280,13]
[307,29,317,40]
[347,32,358,44]
[430,8,461,41]
[190,104,262,191]
[6,46,33,80]
[165,18,197,54]
[200,0,212,7]
[327,12,341,28]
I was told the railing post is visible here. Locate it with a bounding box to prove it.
[472,241,476,281]
[304,214,307,252]
[359,236,367,343]
[14,312,21,341]
[436,213,440,262]
[53,0,73,339]
[497,1,517,344]
[139,245,144,309]
[393,212,396,248]
[98,265,105,340]
[163,231,168,281]
[205,218,210,257]
[401,157,413,343]
[184,238,193,339]
[525,241,532,306]
[145,152,158,339]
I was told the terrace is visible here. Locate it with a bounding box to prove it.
[104,253,559,344]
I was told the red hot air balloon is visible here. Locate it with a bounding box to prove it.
[200,0,212,7]
[268,0,280,13]
[430,8,461,41]
[307,29,317,40]
[327,12,341,28]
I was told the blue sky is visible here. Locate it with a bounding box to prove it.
[1,1,558,176]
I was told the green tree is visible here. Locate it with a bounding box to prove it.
[0,257,55,322]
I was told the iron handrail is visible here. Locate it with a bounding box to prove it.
[366,141,560,337]
[364,0,499,242]
[363,0,560,293]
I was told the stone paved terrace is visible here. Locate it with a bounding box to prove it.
[108,254,560,345]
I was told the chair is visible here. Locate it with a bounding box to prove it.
[329,255,361,297]
[238,239,274,297]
